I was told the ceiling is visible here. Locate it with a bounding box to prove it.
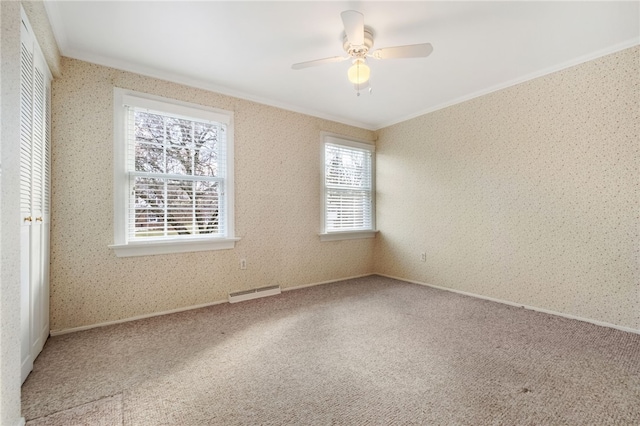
[44,1,639,130]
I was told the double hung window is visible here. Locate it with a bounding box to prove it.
[321,135,376,241]
[111,89,237,257]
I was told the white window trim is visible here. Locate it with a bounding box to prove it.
[319,132,377,242]
[319,230,377,242]
[109,88,238,257]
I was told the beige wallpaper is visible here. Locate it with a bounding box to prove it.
[1,3,26,424]
[50,58,375,332]
[51,47,639,332]
[375,46,640,331]
[21,0,61,77]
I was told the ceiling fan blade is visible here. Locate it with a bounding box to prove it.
[291,56,349,70]
[341,10,364,46]
[370,43,433,60]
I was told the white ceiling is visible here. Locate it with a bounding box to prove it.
[44,1,639,130]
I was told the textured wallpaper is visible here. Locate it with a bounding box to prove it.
[21,0,61,77]
[1,2,28,423]
[375,46,640,330]
[50,58,375,332]
[51,46,639,333]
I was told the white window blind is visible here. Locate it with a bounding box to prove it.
[323,138,374,233]
[124,105,227,241]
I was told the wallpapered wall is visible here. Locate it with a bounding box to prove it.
[20,1,61,77]
[1,3,24,424]
[50,58,375,332]
[52,46,638,333]
[375,46,639,330]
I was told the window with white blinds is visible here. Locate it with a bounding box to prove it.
[111,89,236,257]
[322,136,376,238]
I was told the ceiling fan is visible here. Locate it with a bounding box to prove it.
[291,10,434,95]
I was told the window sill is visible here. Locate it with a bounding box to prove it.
[319,230,378,242]
[109,237,240,257]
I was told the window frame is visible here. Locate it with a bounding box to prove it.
[319,132,377,242]
[109,88,238,257]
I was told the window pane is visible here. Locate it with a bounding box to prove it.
[135,111,164,144]
[135,113,221,177]
[194,123,220,177]
[165,179,194,235]
[135,142,164,173]
[132,177,166,238]
[165,145,192,175]
[163,117,191,175]
[135,112,165,173]
[165,117,193,148]
[132,176,222,238]
[194,180,221,234]
[325,144,370,189]
[326,189,372,231]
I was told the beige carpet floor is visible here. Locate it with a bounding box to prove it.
[22,275,640,425]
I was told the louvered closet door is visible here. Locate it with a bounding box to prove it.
[19,26,35,382]
[30,53,50,359]
[20,9,52,384]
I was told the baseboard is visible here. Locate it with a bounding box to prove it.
[50,299,228,336]
[283,273,375,292]
[376,273,640,336]
[16,417,25,426]
[50,273,375,336]
[229,285,281,303]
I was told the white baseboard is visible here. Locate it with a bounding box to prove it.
[229,285,281,303]
[283,273,375,292]
[50,273,375,336]
[44,272,640,337]
[49,299,228,336]
[377,273,640,336]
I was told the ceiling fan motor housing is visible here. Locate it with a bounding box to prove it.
[343,27,375,57]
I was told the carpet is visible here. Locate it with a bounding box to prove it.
[26,394,122,425]
[22,275,640,424]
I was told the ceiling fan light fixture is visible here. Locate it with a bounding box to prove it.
[290,10,433,95]
[347,59,370,85]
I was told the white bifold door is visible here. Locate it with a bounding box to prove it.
[20,8,52,384]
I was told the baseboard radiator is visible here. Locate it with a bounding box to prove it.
[228,285,281,303]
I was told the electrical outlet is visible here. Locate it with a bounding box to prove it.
[421,252,427,262]
[240,259,247,270]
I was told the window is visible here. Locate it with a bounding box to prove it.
[110,89,237,257]
[320,134,376,241]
